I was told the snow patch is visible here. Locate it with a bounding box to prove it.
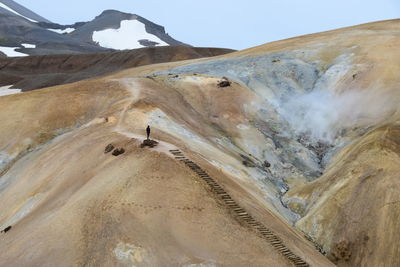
[21,43,36,48]
[0,85,22,96]
[236,124,250,130]
[0,46,28,57]
[114,242,147,264]
[92,19,168,50]
[0,3,37,22]
[48,28,75,34]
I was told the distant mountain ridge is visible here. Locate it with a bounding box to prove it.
[0,0,188,57]
[69,10,186,47]
[0,0,50,22]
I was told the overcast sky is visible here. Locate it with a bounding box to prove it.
[18,0,400,50]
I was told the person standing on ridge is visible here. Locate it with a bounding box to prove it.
[146,125,151,140]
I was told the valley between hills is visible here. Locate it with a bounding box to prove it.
[1,8,400,266]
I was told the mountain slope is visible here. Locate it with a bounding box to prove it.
[0,46,234,91]
[147,19,400,266]
[0,1,187,57]
[1,19,400,267]
[0,0,50,22]
[0,11,110,56]
[0,65,332,267]
[69,10,186,49]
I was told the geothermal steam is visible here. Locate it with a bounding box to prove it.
[277,89,396,143]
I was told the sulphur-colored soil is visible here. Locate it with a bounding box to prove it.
[2,19,400,267]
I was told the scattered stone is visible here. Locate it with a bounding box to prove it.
[352,73,357,79]
[240,154,256,167]
[242,160,256,167]
[112,148,125,156]
[141,139,159,148]
[104,144,115,154]
[138,39,159,47]
[106,116,117,123]
[1,226,11,233]
[331,240,352,262]
[263,160,271,168]
[303,233,326,255]
[272,59,281,63]
[217,77,231,87]
[297,134,333,164]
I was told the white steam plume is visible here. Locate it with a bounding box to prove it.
[276,89,397,143]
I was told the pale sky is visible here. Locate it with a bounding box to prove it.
[17,0,400,50]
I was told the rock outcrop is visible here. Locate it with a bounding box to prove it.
[140,139,158,148]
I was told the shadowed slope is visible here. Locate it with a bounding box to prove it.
[0,46,234,91]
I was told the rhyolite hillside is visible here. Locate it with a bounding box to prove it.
[1,19,400,267]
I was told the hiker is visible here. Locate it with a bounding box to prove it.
[146,125,151,140]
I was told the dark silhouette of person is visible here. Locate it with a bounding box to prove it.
[146,125,151,140]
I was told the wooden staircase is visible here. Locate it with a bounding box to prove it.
[169,149,310,267]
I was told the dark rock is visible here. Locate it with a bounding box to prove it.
[303,233,326,255]
[263,160,271,168]
[240,154,256,167]
[141,139,159,148]
[112,148,125,156]
[242,160,256,167]
[331,240,352,262]
[0,13,109,57]
[1,226,12,233]
[297,134,334,164]
[69,10,188,47]
[138,39,160,47]
[272,59,280,63]
[104,144,114,153]
[217,77,231,87]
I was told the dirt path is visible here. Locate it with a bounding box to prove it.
[113,78,310,266]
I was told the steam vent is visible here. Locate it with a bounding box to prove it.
[1,0,400,265]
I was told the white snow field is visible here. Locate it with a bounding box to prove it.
[0,85,22,96]
[21,43,36,48]
[92,19,168,50]
[0,2,37,22]
[48,28,75,34]
[0,46,28,57]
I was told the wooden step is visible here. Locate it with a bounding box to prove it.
[173,154,310,267]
